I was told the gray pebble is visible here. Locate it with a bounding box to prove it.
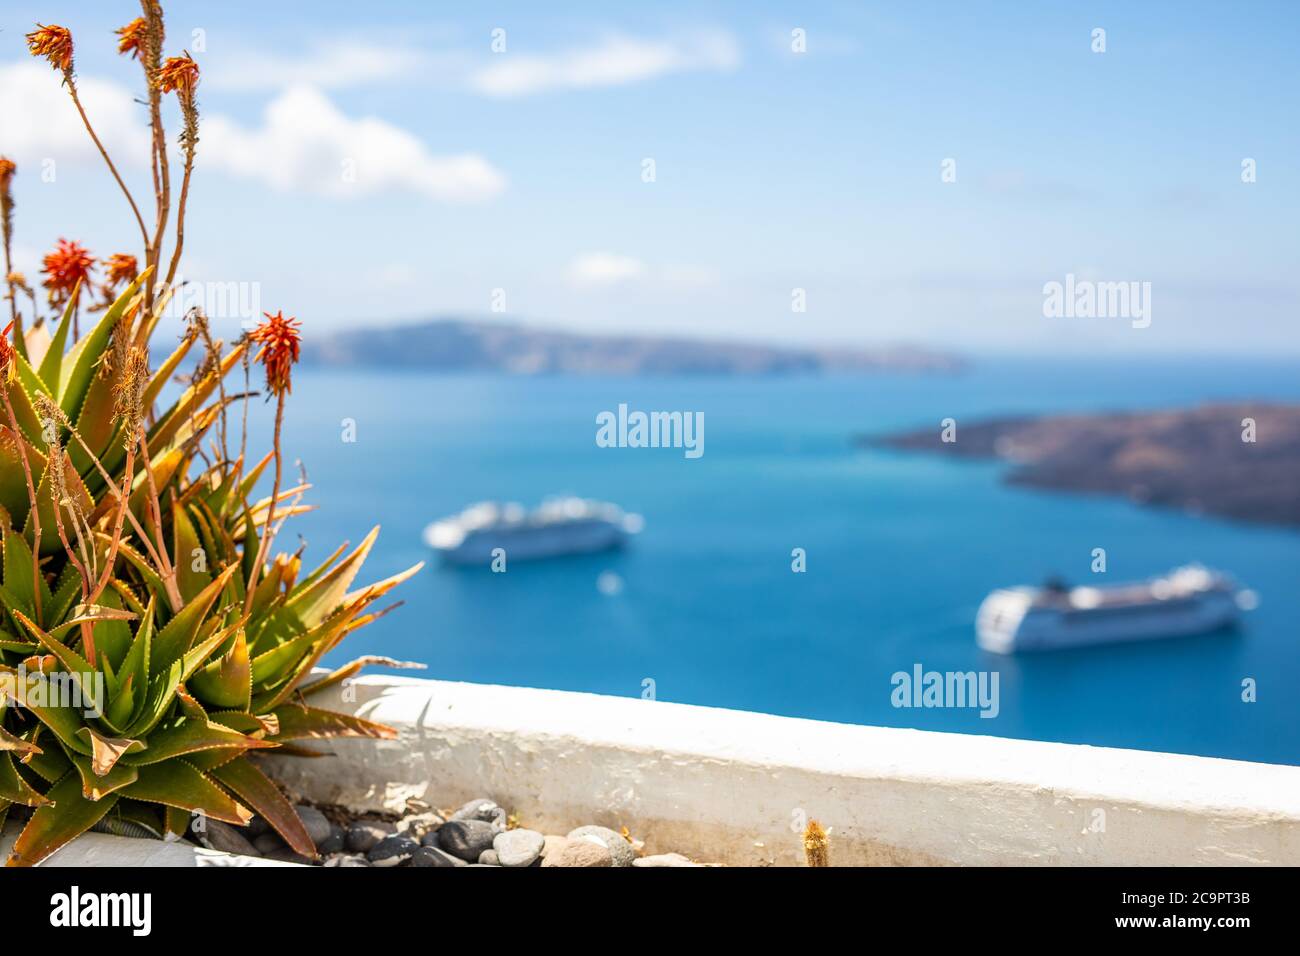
[323,853,371,867]
[541,841,612,867]
[253,832,284,855]
[367,835,419,867]
[437,820,497,862]
[449,798,502,824]
[566,826,636,867]
[345,820,395,854]
[317,827,345,855]
[294,805,334,846]
[412,846,466,867]
[493,829,545,868]
[477,849,500,865]
[197,820,260,858]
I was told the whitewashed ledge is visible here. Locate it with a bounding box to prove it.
[0,826,292,867]
[259,675,1300,867]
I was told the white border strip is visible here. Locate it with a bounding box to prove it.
[261,676,1300,866]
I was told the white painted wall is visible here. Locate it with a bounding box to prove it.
[262,675,1300,866]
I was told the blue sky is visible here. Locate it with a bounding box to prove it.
[1,1,1297,355]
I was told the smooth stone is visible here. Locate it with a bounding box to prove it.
[323,853,371,868]
[493,828,545,868]
[412,846,466,868]
[541,840,612,868]
[632,853,703,868]
[540,835,569,859]
[294,805,333,846]
[449,801,504,832]
[252,832,284,855]
[437,820,497,862]
[566,826,636,867]
[396,811,445,842]
[197,820,261,858]
[367,835,418,867]
[345,821,395,854]
[477,849,500,865]
[317,828,345,855]
[246,817,271,838]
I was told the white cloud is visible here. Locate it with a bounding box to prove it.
[201,86,505,202]
[0,63,503,204]
[470,31,739,97]
[567,252,647,286]
[0,62,149,167]
[207,41,427,91]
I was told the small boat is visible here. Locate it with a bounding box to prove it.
[423,498,643,565]
[976,565,1250,653]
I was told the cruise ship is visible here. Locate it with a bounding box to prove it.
[976,566,1249,653]
[423,498,643,565]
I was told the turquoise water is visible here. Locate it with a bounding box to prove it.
[258,358,1300,766]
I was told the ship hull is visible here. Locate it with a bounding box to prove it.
[977,587,1241,653]
[432,519,629,566]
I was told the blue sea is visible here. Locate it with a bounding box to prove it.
[253,358,1300,767]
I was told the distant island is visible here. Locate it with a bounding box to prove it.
[300,317,963,376]
[868,403,1300,527]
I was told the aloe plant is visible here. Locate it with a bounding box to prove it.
[0,5,420,866]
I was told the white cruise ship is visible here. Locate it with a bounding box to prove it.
[976,566,1250,653]
[423,498,643,565]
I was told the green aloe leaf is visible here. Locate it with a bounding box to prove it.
[22,447,94,556]
[268,704,397,742]
[75,725,146,775]
[172,501,211,603]
[281,526,379,634]
[296,655,424,698]
[11,610,104,713]
[188,626,251,710]
[69,751,139,801]
[67,364,122,478]
[123,716,275,766]
[17,690,94,756]
[111,593,153,726]
[35,286,78,395]
[5,771,118,867]
[46,564,83,628]
[0,425,47,529]
[22,736,72,783]
[0,722,41,755]
[211,756,314,857]
[151,564,237,679]
[140,330,196,413]
[0,369,46,457]
[119,759,251,825]
[127,617,234,739]
[2,529,51,621]
[0,751,53,807]
[60,271,149,420]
